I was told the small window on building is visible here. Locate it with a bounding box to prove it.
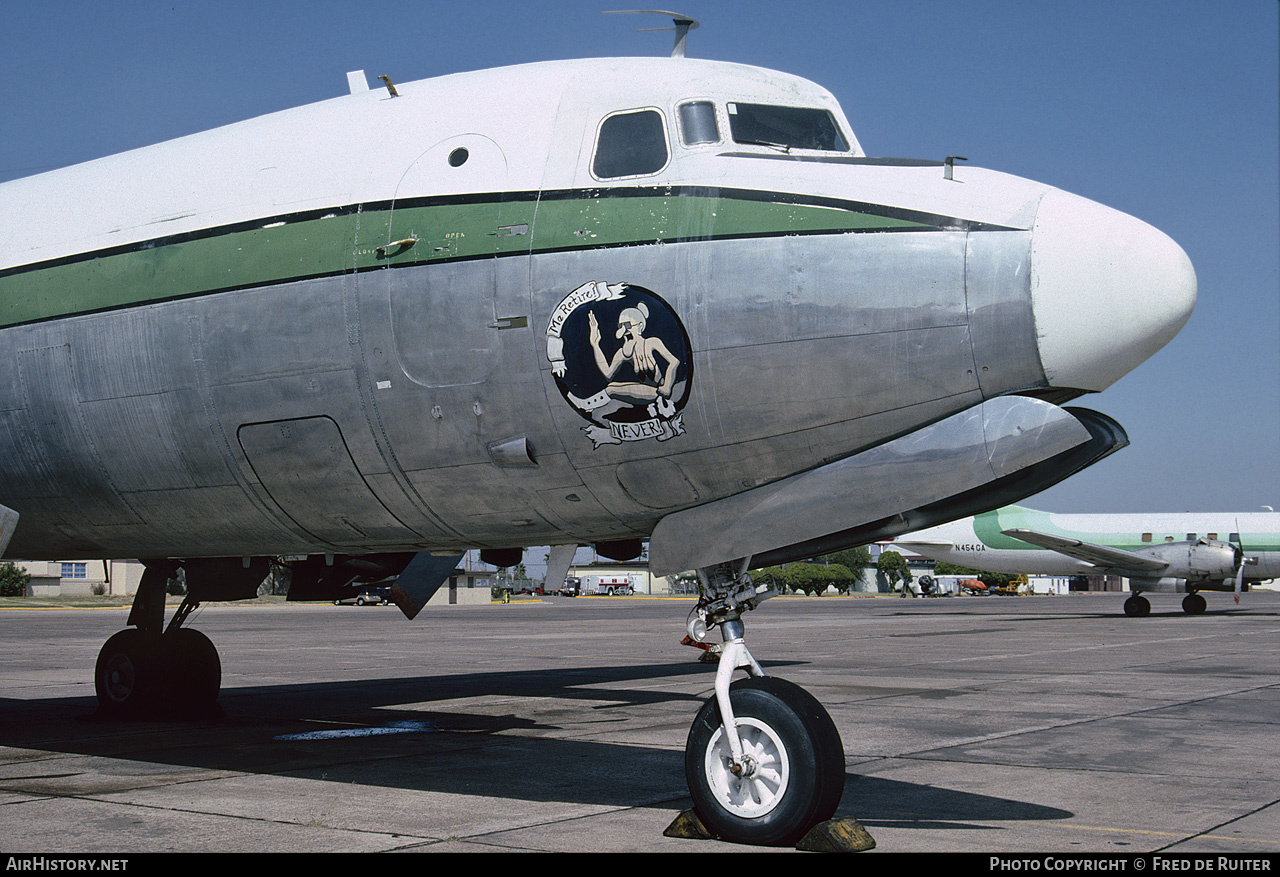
[593,109,669,179]
[1141,532,1152,542]
[61,562,86,579]
[678,101,720,145]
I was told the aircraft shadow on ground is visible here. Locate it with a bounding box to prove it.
[0,659,1072,823]
[841,774,1072,828]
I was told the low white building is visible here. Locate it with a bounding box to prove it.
[13,559,145,597]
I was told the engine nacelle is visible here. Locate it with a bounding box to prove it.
[1136,539,1240,582]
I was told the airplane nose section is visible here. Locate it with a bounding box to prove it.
[1030,188,1196,392]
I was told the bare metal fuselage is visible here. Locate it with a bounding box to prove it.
[0,209,1031,560]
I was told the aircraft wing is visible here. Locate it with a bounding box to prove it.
[1000,528,1170,573]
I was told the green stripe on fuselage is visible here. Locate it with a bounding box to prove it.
[0,188,959,328]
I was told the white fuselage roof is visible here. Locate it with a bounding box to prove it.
[0,57,861,268]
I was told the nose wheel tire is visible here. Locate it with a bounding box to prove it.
[686,676,844,846]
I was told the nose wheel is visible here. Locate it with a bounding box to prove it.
[686,676,845,846]
[678,559,847,847]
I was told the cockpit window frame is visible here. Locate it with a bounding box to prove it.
[590,107,672,182]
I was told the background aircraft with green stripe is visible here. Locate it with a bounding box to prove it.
[895,505,1280,617]
[0,13,1197,847]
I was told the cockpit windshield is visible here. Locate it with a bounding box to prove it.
[727,103,849,153]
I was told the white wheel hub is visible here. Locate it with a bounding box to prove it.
[703,717,791,818]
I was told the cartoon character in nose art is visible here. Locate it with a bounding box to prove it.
[573,303,681,420]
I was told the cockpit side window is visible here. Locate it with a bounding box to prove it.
[727,102,850,152]
[678,101,721,145]
[593,109,669,179]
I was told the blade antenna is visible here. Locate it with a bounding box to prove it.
[604,10,701,58]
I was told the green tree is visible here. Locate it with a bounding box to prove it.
[0,562,30,597]
[820,546,871,590]
[876,550,913,590]
[786,563,830,596]
[750,562,859,596]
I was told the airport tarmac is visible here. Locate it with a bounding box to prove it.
[0,591,1277,855]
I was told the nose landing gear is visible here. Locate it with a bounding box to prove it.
[674,559,862,849]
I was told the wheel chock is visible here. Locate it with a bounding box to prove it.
[663,809,714,839]
[664,810,875,851]
[796,818,876,852]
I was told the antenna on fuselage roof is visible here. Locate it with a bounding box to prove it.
[604,9,701,58]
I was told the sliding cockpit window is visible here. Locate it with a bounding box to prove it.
[727,103,849,152]
[678,101,721,145]
[593,109,670,179]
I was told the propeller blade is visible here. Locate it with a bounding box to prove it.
[1234,519,1244,603]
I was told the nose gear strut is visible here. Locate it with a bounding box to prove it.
[683,559,777,782]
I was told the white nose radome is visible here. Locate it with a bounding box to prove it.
[1030,188,1196,392]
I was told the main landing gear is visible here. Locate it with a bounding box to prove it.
[94,561,222,718]
[676,560,850,848]
[1123,591,1209,617]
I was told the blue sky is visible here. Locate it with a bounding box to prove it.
[2,0,1277,520]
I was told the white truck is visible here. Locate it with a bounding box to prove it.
[577,574,638,596]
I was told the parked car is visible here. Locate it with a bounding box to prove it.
[334,585,392,606]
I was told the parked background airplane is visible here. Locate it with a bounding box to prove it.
[895,506,1280,616]
[0,5,1237,848]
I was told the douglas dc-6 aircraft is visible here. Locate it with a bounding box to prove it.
[896,505,1280,617]
[0,14,1196,846]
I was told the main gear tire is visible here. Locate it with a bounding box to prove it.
[1124,595,1151,617]
[162,627,222,715]
[685,676,844,846]
[95,629,164,717]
